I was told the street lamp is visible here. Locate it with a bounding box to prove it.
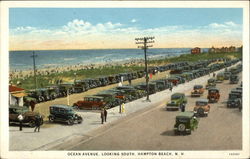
[135,37,155,101]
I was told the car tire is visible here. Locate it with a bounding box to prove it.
[178,124,186,132]
[29,120,36,127]
[77,117,83,124]
[67,118,74,125]
[49,116,54,122]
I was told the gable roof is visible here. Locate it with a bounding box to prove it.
[9,85,25,93]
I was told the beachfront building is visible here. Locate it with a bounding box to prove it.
[191,47,201,54]
[209,46,237,53]
[9,85,27,106]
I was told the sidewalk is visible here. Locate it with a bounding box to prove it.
[9,63,239,151]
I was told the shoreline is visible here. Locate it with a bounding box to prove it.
[9,54,179,79]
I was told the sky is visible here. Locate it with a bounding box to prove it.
[9,8,243,50]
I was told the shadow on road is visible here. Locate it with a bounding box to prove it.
[161,130,176,136]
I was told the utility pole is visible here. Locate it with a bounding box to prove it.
[135,37,155,101]
[31,51,38,89]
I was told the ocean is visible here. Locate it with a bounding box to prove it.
[9,48,208,71]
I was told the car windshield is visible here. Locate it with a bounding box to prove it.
[209,90,218,93]
[196,101,207,106]
[177,118,189,123]
[229,94,238,99]
[194,85,202,89]
[171,95,181,100]
[66,109,75,114]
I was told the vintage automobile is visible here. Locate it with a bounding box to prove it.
[216,72,224,83]
[207,88,220,103]
[48,105,82,125]
[98,77,110,86]
[229,75,239,84]
[174,112,199,135]
[108,75,117,84]
[9,105,43,127]
[116,86,141,99]
[95,93,121,108]
[166,77,179,86]
[134,83,157,95]
[73,96,107,110]
[26,90,44,103]
[205,78,216,89]
[227,93,242,108]
[223,71,231,80]
[166,93,187,111]
[73,80,89,93]
[193,99,210,117]
[230,88,242,98]
[191,85,205,97]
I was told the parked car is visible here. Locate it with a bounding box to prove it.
[227,93,242,108]
[48,105,82,125]
[166,93,187,111]
[193,99,210,117]
[174,112,199,135]
[191,85,205,97]
[207,88,220,103]
[9,105,43,127]
[73,96,107,110]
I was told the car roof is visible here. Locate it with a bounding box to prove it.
[172,93,185,96]
[50,105,72,109]
[84,95,104,99]
[194,85,203,87]
[176,111,194,119]
[208,88,219,91]
[196,99,208,103]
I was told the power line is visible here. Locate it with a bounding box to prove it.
[135,37,155,101]
[31,51,38,89]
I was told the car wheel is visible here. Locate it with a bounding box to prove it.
[77,117,83,124]
[28,120,36,127]
[178,124,186,132]
[49,116,54,122]
[67,119,74,125]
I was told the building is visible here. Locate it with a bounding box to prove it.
[191,47,201,54]
[9,85,27,106]
[208,46,237,53]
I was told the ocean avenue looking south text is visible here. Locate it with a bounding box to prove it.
[1,2,250,159]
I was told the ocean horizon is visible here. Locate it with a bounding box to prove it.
[9,48,209,71]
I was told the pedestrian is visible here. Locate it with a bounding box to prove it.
[17,113,24,131]
[104,108,108,122]
[213,72,216,77]
[180,103,185,112]
[30,100,36,112]
[170,85,173,92]
[100,109,105,124]
[34,115,42,132]
[128,78,132,85]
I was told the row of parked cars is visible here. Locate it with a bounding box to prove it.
[23,58,240,106]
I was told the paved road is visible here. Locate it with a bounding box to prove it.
[69,73,242,150]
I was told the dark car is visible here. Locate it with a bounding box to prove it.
[229,75,239,84]
[48,105,82,125]
[9,105,43,127]
[174,112,199,135]
[227,93,242,108]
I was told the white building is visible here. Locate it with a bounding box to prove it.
[9,85,26,106]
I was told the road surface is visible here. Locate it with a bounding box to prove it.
[69,73,242,150]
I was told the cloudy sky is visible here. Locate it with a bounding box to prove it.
[9,8,243,50]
